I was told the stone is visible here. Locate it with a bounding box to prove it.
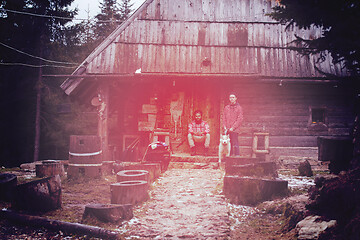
[298,160,313,177]
[296,215,336,240]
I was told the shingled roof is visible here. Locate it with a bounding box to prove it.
[61,0,348,96]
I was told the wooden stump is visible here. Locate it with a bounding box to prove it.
[115,163,161,182]
[116,170,149,183]
[102,161,115,175]
[36,160,65,178]
[226,162,278,177]
[0,173,17,202]
[223,175,288,205]
[224,156,261,172]
[110,181,149,205]
[82,204,133,223]
[12,175,61,212]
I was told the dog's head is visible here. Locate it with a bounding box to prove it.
[220,134,230,145]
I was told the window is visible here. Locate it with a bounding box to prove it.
[308,107,328,131]
[311,108,326,124]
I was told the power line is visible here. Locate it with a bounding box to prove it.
[0,62,77,68]
[0,42,78,65]
[2,8,124,23]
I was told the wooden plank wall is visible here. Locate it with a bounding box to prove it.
[86,0,347,77]
[224,82,355,150]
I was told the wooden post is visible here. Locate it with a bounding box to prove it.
[98,82,110,162]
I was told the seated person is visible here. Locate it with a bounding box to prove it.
[188,110,210,156]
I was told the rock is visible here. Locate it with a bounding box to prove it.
[307,168,360,221]
[298,160,313,177]
[296,215,336,240]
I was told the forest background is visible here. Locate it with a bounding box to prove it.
[0,0,134,167]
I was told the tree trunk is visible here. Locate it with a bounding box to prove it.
[33,60,42,163]
[0,209,119,239]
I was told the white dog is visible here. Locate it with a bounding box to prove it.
[218,134,231,163]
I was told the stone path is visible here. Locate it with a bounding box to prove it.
[124,169,230,239]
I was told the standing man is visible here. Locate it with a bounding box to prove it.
[188,110,210,156]
[223,93,243,156]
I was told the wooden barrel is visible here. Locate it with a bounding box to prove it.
[116,170,149,183]
[110,181,149,205]
[68,135,102,178]
[36,160,65,178]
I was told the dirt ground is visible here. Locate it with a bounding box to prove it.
[0,166,312,239]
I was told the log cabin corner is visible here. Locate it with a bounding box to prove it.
[60,0,356,164]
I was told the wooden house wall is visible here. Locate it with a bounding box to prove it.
[227,82,355,158]
[86,0,347,77]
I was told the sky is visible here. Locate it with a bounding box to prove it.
[70,0,146,19]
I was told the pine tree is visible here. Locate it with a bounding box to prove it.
[94,0,133,42]
[0,0,77,166]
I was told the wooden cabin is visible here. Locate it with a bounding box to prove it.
[61,0,355,162]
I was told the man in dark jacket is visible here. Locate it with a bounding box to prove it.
[223,93,243,156]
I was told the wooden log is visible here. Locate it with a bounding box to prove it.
[223,176,288,205]
[114,163,161,182]
[0,209,119,239]
[12,175,61,212]
[116,170,149,183]
[110,181,149,205]
[0,173,17,202]
[226,162,278,178]
[82,204,133,223]
[36,160,65,178]
[224,156,261,172]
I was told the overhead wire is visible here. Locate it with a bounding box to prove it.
[2,8,124,23]
[0,62,77,68]
[0,42,78,65]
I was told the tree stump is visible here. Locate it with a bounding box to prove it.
[223,176,288,205]
[36,160,65,178]
[82,204,133,223]
[101,161,115,175]
[12,175,61,212]
[110,181,149,205]
[226,162,278,177]
[0,173,17,202]
[116,170,149,183]
[120,163,161,182]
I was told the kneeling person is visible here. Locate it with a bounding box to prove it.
[188,110,210,156]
